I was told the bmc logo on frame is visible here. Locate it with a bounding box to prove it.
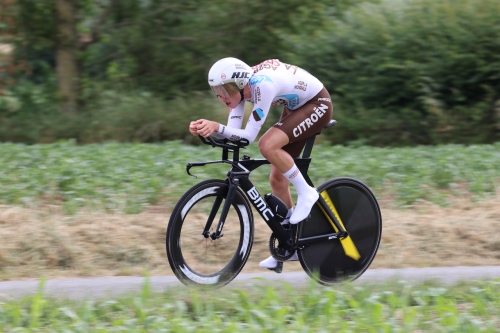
[246,187,274,221]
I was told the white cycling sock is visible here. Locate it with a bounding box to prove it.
[283,165,309,194]
[283,164,318,224]
[281,207,294,225]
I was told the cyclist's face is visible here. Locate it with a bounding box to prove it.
[218,92,240,108]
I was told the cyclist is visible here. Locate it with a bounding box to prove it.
[189,57,333,270]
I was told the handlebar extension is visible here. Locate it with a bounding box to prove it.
[198,135,249,149]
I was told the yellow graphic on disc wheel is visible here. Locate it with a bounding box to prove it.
[317,191,361,260]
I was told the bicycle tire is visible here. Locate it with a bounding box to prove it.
[297,177,382,284]
[166,179,254,288]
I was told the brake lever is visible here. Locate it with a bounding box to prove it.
[186,163,198,178]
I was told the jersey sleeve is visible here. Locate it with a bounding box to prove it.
[216,102,247,141]
[216,82,278,144]
[226,103,245,128]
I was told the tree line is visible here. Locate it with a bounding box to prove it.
[0,0,499,146]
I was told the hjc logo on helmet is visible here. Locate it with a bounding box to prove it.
[231,72,250,79]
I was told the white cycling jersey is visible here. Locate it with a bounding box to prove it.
[216,59,324,144]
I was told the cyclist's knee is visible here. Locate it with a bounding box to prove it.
[259,130,288,158]
[258,137,274,158]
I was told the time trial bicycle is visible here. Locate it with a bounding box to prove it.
[166,120,382,288]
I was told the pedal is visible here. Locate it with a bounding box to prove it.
[267,261,283,274]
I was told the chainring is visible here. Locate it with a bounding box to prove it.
[269,233,296,261]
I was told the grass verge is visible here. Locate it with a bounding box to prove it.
[1,278,500,332]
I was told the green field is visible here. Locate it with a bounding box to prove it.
[0,141,499,213]
[1,279,500,332]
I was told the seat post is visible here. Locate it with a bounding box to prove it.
[301,135,317,159]
[301,119,337,158]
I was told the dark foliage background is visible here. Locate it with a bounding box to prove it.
[1,0,499,145]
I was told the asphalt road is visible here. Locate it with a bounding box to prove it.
[1,266,500,301]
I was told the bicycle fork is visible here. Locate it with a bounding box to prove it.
[202,174,295,248]
[202,174,260,241]
[201,195,223,240]
[201,181,237,240]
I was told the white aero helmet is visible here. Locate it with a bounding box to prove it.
[208,57,253,99]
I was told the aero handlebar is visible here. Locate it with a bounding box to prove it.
[198,135,250,149]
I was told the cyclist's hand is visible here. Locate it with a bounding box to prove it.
[195,119,219,138]
[189,121,200,136]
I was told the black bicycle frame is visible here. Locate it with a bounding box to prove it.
[186,120,348,249]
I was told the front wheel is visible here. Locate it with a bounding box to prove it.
[166,179,254,288]
[298,177,382,284]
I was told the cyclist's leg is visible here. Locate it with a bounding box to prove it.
[259,165,297,269]
[260,128,318,224]
[258,126,321,270]
[259,88,332,269]
[268,87,333,223]
[269,165,293,209]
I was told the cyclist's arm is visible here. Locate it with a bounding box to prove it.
[212,103,245,139]
[226,104,245,128]
[216,82,278,144]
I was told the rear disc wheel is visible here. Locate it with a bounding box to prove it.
[297,177,382,284]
